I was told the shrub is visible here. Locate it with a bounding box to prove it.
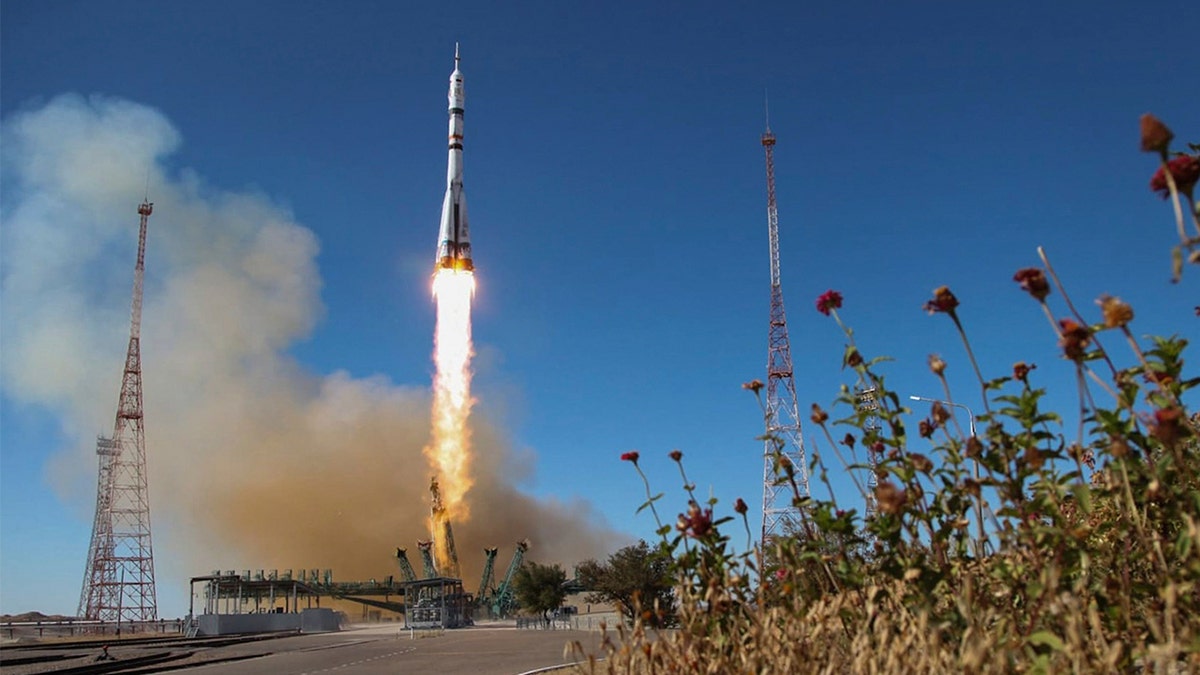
[570,115,1199,673]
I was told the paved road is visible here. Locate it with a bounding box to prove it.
[0,624,608,675]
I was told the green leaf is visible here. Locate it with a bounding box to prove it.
[1028,630,1064,652]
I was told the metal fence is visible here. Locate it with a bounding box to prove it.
[1,619,184,640]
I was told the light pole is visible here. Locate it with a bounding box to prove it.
[910,395,985,555]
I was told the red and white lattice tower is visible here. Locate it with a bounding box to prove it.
[759,124,810,543]
[78,200,158,622]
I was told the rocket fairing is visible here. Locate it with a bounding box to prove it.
[436,44,473,272]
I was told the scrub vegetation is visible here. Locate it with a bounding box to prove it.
[570,115,1200,672]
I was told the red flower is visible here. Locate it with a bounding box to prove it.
[923,286,959,315]
[815,289,843,316]
[733,498,748,515]
[668,449,683,462]
[620,451,640,463]
[1150,155,1200,198]
[1013,268,1051,301]
[1058,319,1092,361]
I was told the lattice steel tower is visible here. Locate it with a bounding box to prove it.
[78,200,158,622]
[759,123,810,543]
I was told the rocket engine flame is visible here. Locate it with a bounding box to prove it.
[426,267,475,571]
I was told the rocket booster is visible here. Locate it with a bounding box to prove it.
[436,44,473,272]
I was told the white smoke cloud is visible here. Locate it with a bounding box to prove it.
[0,94,620,605]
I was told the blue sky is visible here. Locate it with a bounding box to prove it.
[2,1,1196,617]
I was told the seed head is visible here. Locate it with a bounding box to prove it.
[1139,113,1174,153]
[1013,361,1035,383]
[742,379,764,394]
[1013,268,1051,301]
[810,403,829,426]
[924,286,959,315]
[734,498,748,515]
[875,481,907,515]
[1098,295,1134,329]
[1058,319,1092,361]
[928,353,947,376]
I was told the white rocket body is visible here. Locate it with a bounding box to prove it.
[436,46,472,272]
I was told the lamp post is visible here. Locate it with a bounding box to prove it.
[910,395,985,555]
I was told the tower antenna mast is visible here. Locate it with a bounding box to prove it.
[759,118,810,544]
[78,199,159,623]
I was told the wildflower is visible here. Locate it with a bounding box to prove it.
[734,498,748,515]
[810,403,829,425]
[1150,154,1200,198]
[677,501,713,538]
[668,449,683,462]
[909,453,934,474]
[923,286,959,315]
[1058,319,1092,360]
[1151,407,1190,448]
[930,402,951,426]
[919,419,935,439]
[815,289,843,316]
[962,478,981,498]
[875,481,907,515]
[1013,361,1035,383]
[1139,113,1174,153]
[928,353,947,376]
[620,451,640,464]
[1098,295,1134,329]
[965,436,983,457]
[1022,446,1045,471]
[1144,370,1174,387]
[845,348,863,368]
[742,379,764,394]
[1013,268,1051,301]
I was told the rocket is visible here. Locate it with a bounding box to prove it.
[435,43,473,272]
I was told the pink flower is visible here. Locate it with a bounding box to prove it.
[1150,155,1200,198]
[620,451,640,463]
[815,289,843,316]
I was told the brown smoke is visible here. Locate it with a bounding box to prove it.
[0,95,621,609]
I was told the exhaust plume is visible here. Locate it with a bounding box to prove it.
[0,95,621,608]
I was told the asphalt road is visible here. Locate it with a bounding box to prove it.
[0,623,608,675]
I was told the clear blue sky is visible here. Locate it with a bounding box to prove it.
[2,1,1196,617]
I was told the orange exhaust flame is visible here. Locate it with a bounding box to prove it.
[426,268,475,571]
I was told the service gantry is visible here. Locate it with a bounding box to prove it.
[78,200,159,622]
[759,123,811,544]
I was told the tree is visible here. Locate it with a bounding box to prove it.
[512,561,568,621]
[577,540,676,627]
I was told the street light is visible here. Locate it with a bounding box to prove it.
[910,395,985,555]
[909,395,976,437]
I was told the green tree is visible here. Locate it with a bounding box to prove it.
[512,561,568,621]
[577,540,676,627]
